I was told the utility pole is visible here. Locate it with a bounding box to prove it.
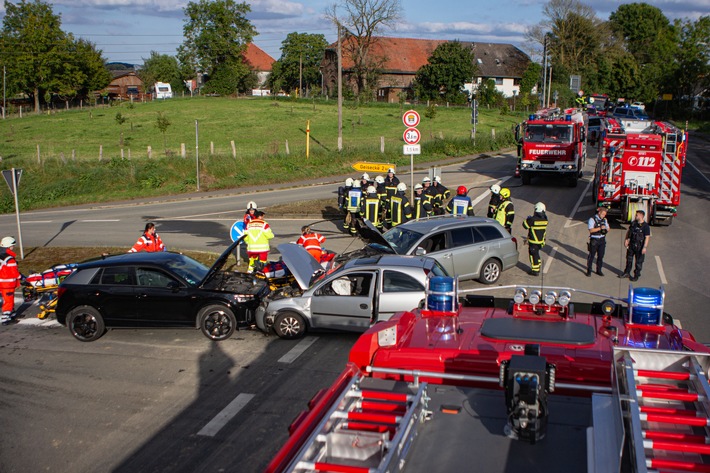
[299,53,303,98]
[337,23,343,152]
[541,35,548,109]
[2,65,6,120]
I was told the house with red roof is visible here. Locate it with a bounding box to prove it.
[321,37,531,102]
[243,43,275,90]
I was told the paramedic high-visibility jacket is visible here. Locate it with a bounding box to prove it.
[446,195,474,217]
[361,195,383,228]
[297,232,326,260]
[0,248,21,313]
[523,212,548,245]
[495,200,515,231]
[244,218,274,253]
[389,192,412,227]
[129,232,165,253]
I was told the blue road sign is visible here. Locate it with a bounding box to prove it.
[230,221,245,242]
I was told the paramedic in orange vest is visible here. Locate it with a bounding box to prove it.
[243,201,258,225]
[0,236,21,323]
[297,226,326,261]
[245,211,274,273]
[129,223,166,253]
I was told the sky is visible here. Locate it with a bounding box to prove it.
[0,0,706,66]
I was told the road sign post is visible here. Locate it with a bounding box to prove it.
[402,110,421,199]
[2,168,23,259]
[230,220,245,265]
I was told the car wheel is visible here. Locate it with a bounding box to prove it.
[274,311,306,339]
[67,306,105,342]
[199,305,236,341]
[479,258,502,285]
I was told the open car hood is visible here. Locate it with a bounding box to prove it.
[200,237,245,286]
[277,243,323,290]
[357,219,397,253]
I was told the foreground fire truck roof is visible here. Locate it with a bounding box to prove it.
[266,282,710,473]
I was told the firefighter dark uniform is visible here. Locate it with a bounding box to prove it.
[586,206,609,276]
[431,177,450,215]
[446,186,474,216]
[338,178,354,213]
[360,186,384,230]
[494,188,514,233]
[487,185,502,218]
[620,211,651,281]
[523,204,548,275]
[389,184,412,227]
[412,185,433,220]
[345,183,363,235]
[383,170,400,198]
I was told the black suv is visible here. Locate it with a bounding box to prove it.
[56,240,269,342]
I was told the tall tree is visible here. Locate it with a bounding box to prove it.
[325,0,402,100]
[414,41,476,104]
[672,16,710,98]
[272,32,328,95]
[177,0,256,94]
[140,51,184,95]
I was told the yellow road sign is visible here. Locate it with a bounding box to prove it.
[662,94,673,100]
[351,162,395,173]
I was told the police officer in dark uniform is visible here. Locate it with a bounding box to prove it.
[586,205,609,276]
[523,202,548,276]
[620,210,651,281]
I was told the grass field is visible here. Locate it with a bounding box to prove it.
[0,97,525,211]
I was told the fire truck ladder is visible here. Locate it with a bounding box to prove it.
[659,132,678,203]
[603,136,625,201]
[614,348,710,473]
[288,375,431,473]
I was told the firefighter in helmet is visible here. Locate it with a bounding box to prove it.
[494,188,515,233]
[487,184,502,218]
[446,186,474,216]
[244,210,274,273]
[244,201,259,225]
[389,183,412,227]
[360,173,372,189]
[345,180,363,235]
[412,184,433,220]
[338,178,354,212]
[421,177,435,209]
[361,185,384,230]
[431,176,450,215]
[383,168,399,198]
[523,202,548,275]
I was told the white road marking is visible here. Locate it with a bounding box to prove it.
[543,246,558,274]
[577,204,596,213]
[197,393,255,437]
[564,179,595,229]
[80,219,120,222]
[472,176,512,207]
[278,336,319,363]
[23,220,53,224]
[655,255,668,285]
[686,159,710,187]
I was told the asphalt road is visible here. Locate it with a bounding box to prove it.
[1,138,709,473]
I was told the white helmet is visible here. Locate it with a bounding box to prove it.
[1,236,16,248]
[535,202,546,213]
[375,175,385,184]
[345,177,354,187]
[247,201,257,210]
[414,184,423,191]
[397,183,407,192]
[361,173,370,181]
[387,168,395,174]
[367,186,377,194]
[490,184,501,195]
[422,177,431,184]
[352,180,361,188]
[434,175,442,183]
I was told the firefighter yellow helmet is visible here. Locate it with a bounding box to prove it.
[500,188,511,199]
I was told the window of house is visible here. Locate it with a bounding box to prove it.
[495,78,504,86]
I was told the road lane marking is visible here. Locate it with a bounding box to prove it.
[278,336,319,364]
[543,246,558,274]
[577,204,596,213]
[197,393,255,437]
[23,220,53,224]
[655,255,668,285]
[564,179,594,229]
[80,219,120,222]
[686,159,710,187]
[471,176,512,207]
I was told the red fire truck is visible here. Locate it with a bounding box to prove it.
[593,118,688,225]
[515,107,587,187]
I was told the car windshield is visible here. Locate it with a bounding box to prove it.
[382,227,424,254]
[525,124,572,143]
[165,255,209,286]
[588,118,602,127]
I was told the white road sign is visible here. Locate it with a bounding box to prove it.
[402,110,421,128]
[403,127,421,145]
[403,144,421,155]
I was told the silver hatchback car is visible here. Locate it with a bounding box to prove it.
[255,243,449,339]
[359,215,519,284]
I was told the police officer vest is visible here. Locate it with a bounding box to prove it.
[628,223,647,249]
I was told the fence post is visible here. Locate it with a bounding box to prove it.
[99,145,103,161]
[491,128,496,140]
[147,145,152,159]
[72,149,75,161]
[285,140,290,155]
[380,136,385,153]
[210,141,214,155]
[128,149,131,160]
[231,140,236,159]
[181,143,186,158]
[37,144,40,163]
[121,148,124,159]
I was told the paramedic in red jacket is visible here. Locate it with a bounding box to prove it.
[0,236,21,322]
[297,226,326,260]
[129,223,166,253]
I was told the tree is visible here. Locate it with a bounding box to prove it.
[140,51,184,95]
[325,0,402,100]
[672,16,710,98]
[520,62,542,94]
[414,41,476,104]
[271,32,328,95]
[177,0,256,94]
[476,79,505,107]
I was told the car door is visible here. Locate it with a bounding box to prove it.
[446,226,487,279]
[377,270,425,322]
[91,266,138,326]
[309,271,376,331]
[413,232,454,275]
[134,267,194,326]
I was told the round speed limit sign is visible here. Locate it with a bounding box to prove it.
[402,110,421,128]
[403,127,421,145]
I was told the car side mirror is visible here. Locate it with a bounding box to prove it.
[415,247,427,256]
[168,281,180,292]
